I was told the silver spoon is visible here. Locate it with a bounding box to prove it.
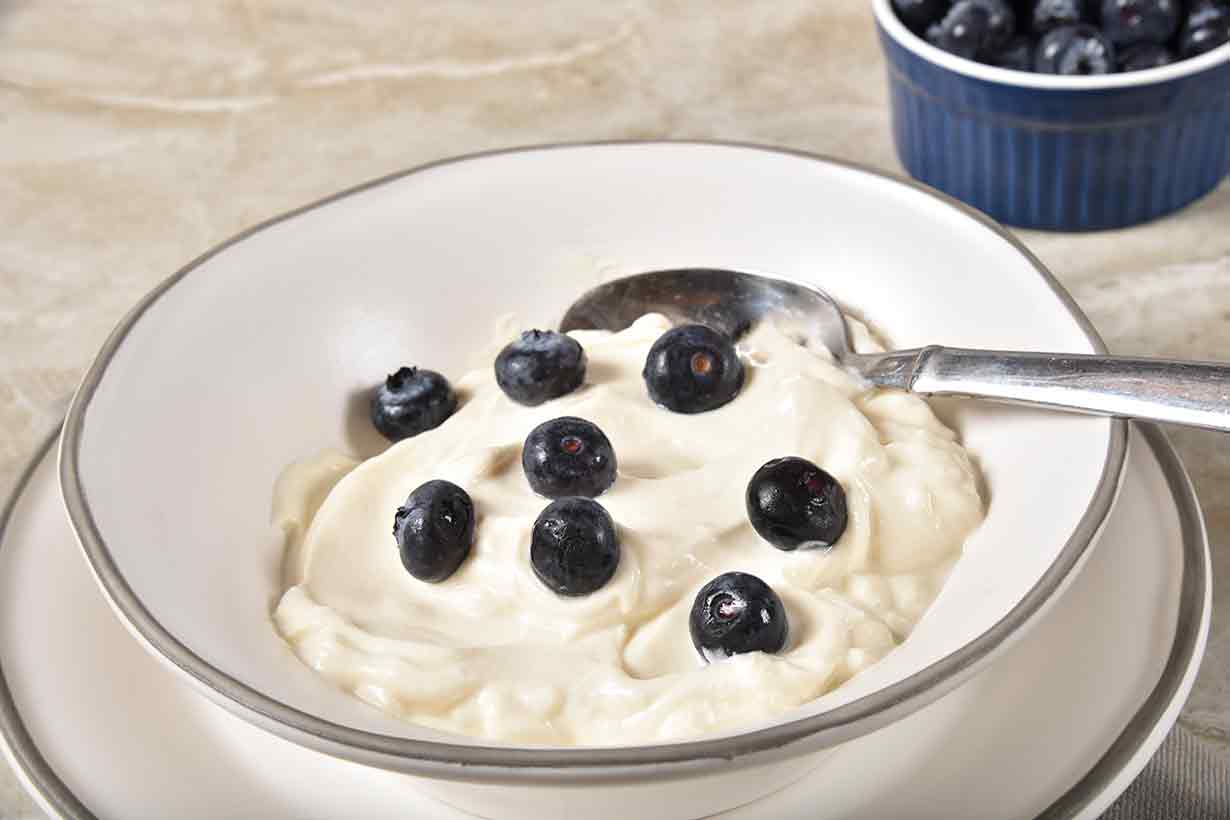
[560,268,1230,432]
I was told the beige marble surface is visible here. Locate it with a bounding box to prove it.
[1,1,1229,816]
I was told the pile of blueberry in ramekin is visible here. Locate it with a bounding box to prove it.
[892,0,1230,74]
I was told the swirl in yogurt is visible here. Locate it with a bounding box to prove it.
[272,313,984,745]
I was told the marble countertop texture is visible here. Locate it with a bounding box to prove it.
[1,1,1228,816]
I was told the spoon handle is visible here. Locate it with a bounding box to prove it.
[857,346,1230,432]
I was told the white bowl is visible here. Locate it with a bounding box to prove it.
[61,142,1125,820]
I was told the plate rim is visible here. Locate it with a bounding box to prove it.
[1041,422,1212,820]
[53,140,1130,780]
[0,420,1206,818]
[0,425,91,820]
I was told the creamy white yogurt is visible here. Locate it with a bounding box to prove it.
[272,314,984,745]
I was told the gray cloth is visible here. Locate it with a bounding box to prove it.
[1102,726,1230,820]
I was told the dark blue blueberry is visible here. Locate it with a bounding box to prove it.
[987,35,1037,68]
[927,8,991,58]
[642,324,744,414]
[967,0,1019,46]
[1179,1,1230,58]
[690,573,788,662]
[393,480,474,582]
[746,457,848,551]
[1030,0,1094,32]
[530,497,620,597]
[892,0,949,32]
[1099,0,1181,46]
[1035,24,1116,73]
[522,416,617,498]
[494,329,587,407]
[926,0,1017,59]
[1116,41,1175,69]
[370,367,457,442]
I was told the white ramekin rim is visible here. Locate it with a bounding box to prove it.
[871,0,1230,92]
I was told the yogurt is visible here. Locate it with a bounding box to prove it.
[272,313,984,745]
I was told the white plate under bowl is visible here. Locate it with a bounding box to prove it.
[0,422,1207,819]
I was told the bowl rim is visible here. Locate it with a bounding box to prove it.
[59,140,1128,783]
[871,0,1230,92]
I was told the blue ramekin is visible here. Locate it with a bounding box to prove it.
[872,0,1230,232]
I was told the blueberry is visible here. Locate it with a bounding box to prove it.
[892,0,949,32]
[987,35,1037,68]
[642,324,744,414]
[1099,0,1181,46]
[530,497,620,596]
[970,0,1019,44]
[926,0,1017,59]
[1178,1,1230,58]
[1030,0,1094,32]
[690,573,789,662]
[522,416,617,498]
[494,329,587,407]
[1116,41,1175,69]
[927,11,991,58]
[746,457,848,551]
[1035,24,1116,73]
[393,480,474,582]
[370,367,457,442]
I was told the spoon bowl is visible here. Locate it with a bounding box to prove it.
[561,268,853,360]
